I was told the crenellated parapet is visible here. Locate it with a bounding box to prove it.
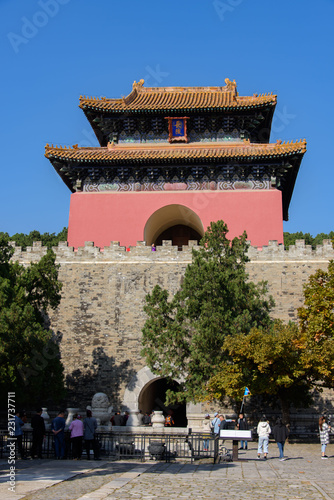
[10,239,334,264]
[247,239,334,261]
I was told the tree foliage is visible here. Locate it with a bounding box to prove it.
[0,227,68,250]
[298,260,334,388]
[206,320,313,422]
[208,255,334,421]
[141,221,274,403]
[0,235,65,407]
[283,231,334,249]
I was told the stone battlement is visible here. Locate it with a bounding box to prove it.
[10,239,334,264]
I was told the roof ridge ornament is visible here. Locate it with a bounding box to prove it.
[132,79,145,90]
[224,77,237,93]
[122,79,145,105]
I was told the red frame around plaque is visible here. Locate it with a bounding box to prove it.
[165,117,189,143]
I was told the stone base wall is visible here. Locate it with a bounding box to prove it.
[11,239,334,415]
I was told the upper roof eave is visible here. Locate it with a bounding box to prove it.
[45,139,306,163]
[79,78,277,114]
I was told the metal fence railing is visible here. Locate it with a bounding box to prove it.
[0,430,221,463]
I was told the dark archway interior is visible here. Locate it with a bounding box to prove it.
[138,378,187,427]
[155,224,201,250]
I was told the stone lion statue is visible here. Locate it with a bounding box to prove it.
[86,392,113,425]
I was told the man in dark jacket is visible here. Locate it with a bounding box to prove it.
[111,411,124,426]
[237,412,249,450]
[143,412,151,426]
[51,410,66,459]
[31,408,46,459]
[273,417,289,461]
[84,410,99,460]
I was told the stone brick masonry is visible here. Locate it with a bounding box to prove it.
[10,239,334,410]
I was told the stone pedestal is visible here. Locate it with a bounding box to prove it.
[126,410,141,426]
[66,408,80,427]
[151,411,165,429]
[186,402,203,430]
[41,407,51,430]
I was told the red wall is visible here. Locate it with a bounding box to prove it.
[67,190,283,249]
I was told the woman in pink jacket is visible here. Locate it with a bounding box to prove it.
[69,414,84,459]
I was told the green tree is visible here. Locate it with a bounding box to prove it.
[0,235,65,407]
[0,227,68,250]
[283,231,313,249]
[312,232,334,248]
[141,220,274,403]
[206,320,312,424]
[283,231,334,250]
[298,260,334,389]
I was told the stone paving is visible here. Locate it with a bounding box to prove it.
[1,443,334,500]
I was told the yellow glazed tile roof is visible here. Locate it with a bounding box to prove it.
[45,139,306,163]
[79,78,277,112]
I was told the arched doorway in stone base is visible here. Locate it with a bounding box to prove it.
[144,204,204,248]
[122,366,187,427]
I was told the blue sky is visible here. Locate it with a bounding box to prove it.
[1,0,333,238]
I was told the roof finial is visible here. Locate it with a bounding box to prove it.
[132,79,145,89]
[224,78,237,92]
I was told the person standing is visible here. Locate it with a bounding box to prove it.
[123,411,130,426]
[202,414,211,452]
[110,411,123,426]
[219,414,235,432]
[14,411,26,459]
[211,412,220,437]
[51,410,66,459]
[237,412,249,450]
[165,411,174,427]
[319,415,331,459]
[69,414,84,459]
[143,412,151,426]
[273,417,289,461]
[84,410,99,460]
[257,415,271,460]
[31,408,46,459]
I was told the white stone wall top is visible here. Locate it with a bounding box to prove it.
[10,239,334,264]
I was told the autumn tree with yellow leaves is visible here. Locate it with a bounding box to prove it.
[207,252,334,423]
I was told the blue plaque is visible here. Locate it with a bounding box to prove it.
[172,119,184,137]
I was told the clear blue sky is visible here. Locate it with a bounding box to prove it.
[1,0,333,237]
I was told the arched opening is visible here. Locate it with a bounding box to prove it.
[138,378,187,427]
[144,204,204,249]
[155,224,202,250]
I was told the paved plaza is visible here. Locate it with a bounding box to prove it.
[1,443,333,500]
